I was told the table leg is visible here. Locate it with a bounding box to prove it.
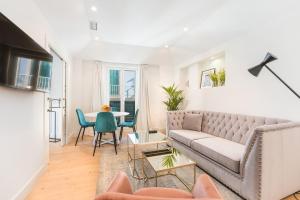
[194,165,196,185]
[133,144,136,176]
[155,172,158,187]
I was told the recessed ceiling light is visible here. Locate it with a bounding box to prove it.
[164,44,169,48]
[94,36,99,41]
[91,6,97,12]
[183,27,189,32]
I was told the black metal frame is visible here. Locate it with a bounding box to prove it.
[48,109,61,143]
[249,53,300,99]
[75,125,95,146]
[93,131,118,156]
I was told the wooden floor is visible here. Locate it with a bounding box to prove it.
[26,134,299,200]
[26,136,99,200]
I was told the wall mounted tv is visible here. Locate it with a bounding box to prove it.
[0,12,53,92]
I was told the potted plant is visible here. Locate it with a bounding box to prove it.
[209,68,226,87]
[209,72,218,87]
[218,68,225,86]
[162,84,184,111]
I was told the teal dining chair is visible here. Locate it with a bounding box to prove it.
[118,109,139,141]
[93,112,118,156]
[75,108,95,146]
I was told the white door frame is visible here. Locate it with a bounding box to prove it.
[49,46,67,146]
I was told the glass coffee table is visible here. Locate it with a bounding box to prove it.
[127,131,167,180]
[143,148,196,191]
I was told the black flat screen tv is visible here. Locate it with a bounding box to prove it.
[0,12,53,92]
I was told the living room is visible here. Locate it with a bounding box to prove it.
[1,0,300,200]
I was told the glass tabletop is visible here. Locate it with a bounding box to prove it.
[128,131,166,145]
[145,149,195,172]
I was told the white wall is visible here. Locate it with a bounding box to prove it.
[176,11,300,121]
[0,0,70,199]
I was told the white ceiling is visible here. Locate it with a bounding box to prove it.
[34,0,300,61]
[34,0,229,53]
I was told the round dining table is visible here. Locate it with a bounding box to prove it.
[85,111,130,118]
[85,111,129,145]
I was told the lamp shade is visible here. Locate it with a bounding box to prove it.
[248,52,277,77]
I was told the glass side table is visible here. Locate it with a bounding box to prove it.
[127,131,167,180]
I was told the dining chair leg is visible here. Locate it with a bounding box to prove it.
[119,127,123,141]
[133,126,136,132]
[93,133,100,156]
[81,127,86,140]
[75,127,82,146]
[92,126,95,136]
[99,132,102,147]
[112,131,117,155]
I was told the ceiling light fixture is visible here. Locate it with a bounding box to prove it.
[183,27,189,32]
[91,6,97,12]
[164,44,169,48]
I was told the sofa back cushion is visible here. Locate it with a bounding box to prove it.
[182,113,203,131]
[201,111,288,144]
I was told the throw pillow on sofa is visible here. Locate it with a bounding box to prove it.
[182,113,203,131]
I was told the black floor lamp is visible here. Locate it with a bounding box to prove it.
[248,52,300,99]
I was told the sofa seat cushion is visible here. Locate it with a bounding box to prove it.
[191,137,245,173]
[169,130,214,147]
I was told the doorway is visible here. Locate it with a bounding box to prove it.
[48,48,67,145]
[108,67,137,122]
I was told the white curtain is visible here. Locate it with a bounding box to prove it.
[91,61,102,111]
[137,64,152,131]
[89,61,109,112]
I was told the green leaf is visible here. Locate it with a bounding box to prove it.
[161,83,184,111]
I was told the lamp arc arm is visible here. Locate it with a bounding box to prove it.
[265,65,300,99]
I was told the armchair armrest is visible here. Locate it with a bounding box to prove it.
[105,171,133,194]
[192,174,223,199]
[96,192,222,200]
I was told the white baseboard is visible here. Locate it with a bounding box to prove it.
[12,163,47,200]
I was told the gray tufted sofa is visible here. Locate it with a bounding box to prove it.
[167,110,300,200]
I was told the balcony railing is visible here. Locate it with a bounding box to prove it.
[110,84,120,97]
[37,76,51,91]
[16,74,33,89]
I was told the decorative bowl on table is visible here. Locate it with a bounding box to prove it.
[101,104,111,112]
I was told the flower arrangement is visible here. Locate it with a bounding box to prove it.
[101,104,111,112]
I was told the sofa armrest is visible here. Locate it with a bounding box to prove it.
[166,111,186,136]
[241,122,300,174]
[240,122,300,200]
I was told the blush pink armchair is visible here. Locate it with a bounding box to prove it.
[95,171,223,200]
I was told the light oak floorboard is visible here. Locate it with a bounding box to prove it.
[26,135,99,200]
